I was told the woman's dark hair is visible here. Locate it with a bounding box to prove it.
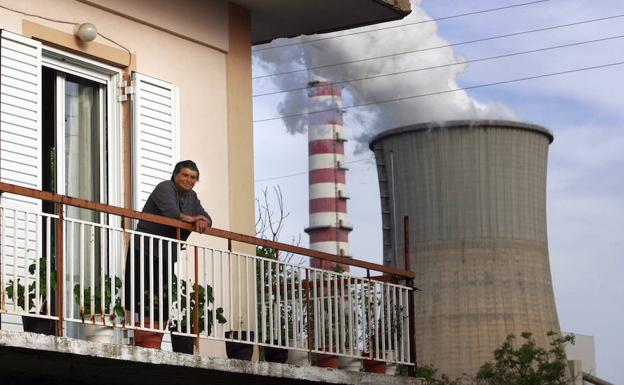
[171,160,200,181]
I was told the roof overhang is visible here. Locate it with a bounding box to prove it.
[231,0,411,45]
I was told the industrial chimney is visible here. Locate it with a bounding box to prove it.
[305,80,352,270]
[370,120,560,378]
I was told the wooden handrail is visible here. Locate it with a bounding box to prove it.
[0,181,415,279]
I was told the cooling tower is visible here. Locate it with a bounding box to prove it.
[369,120,560,378]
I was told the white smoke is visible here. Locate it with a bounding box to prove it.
[253,0,516,151]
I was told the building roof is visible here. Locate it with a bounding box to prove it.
[232,0,411,45]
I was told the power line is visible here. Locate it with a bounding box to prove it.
[253,60,624,123]
[252,0,552,52]
[253,13,624,80]
[255,157,373,183]
[253,34,624,98]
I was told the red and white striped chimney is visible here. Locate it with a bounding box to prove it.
[305,80,352,271]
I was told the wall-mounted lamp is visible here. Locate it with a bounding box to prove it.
[75,23,97,42]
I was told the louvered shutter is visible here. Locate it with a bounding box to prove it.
[0,31,42,323]
[132,72,179,211]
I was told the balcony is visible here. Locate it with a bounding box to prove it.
[0,181,417,384]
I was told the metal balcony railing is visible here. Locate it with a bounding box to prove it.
[0,181,416,370]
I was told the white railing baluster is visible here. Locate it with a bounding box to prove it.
[148,236,154,329]
[268,259,274,345]
[23,213,30,316]
[167,240,172,333]
[12,210,17,313]
[139,234,144,328]
[210,249,216,337]
[237,253,241,338]
[308,270,322,350]
[67,221,73,319]
[90,225,96,320]
[0,207,4,313]
[34,214,41,315]
[158,238,163,330]
[129,232,134,326]
[393,285,399,363]
[297,266,304,349]
[245,254,250,342]
[220,250,226,339]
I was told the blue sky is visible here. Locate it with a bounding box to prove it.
[252,1,623,382]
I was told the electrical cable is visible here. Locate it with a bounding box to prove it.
[255,157,374,182]
[253,60,624,123]
[252,0,552,52]
[0,4,133,67]
[253,34,624,97]
[253,13,624,79]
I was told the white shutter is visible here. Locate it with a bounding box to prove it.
[0,31,42,324]
[132,72,179,211]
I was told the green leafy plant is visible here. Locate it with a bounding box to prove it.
[73,276,124,321]
[415,365,462,385]
[169,274,226,335]
[476,331,576,385]
[6,256,57,313]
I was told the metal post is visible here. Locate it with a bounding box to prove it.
[305,269,312,363]
[56,202,64,336]
[403,215,417,374]
[194,245,200,353]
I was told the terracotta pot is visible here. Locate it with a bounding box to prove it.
[225,331,254,360]
[315,353,339,368]
[363,358,387,374]
[22,316,56,335]
[134,320,164,349]
[171,334,195,354]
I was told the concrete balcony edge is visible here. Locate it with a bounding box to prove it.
[0,330,420,385]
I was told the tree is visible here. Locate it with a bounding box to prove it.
[475,331,576,385]
[415,364,462,385]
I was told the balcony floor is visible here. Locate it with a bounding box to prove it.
[0,331,419,385]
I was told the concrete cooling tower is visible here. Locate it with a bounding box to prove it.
[369,120,560,378]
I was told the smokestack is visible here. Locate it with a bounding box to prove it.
[370,120,560,378]
[305,80,352,270]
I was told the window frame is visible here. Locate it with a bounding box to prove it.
[41,45,124,208]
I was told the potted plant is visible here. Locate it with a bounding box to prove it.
[6,256,57,335]
[72,275,124,343]
[255,246,296,363]
[169,274,226,354]
[133,290,166,349]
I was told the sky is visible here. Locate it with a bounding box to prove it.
[251,1,623,383]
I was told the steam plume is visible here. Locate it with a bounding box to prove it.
[253,0,516,152]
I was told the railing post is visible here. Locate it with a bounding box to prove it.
[403,215,417,374]
[366,268,372,360]
[194,245,200,353]
[55,202,64,336]
[305,269,312,363]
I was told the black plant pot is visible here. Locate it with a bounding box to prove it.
[225,331,254,361]
[264,343,288,363]
[22,315,56,335]
[171,334,195,354]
